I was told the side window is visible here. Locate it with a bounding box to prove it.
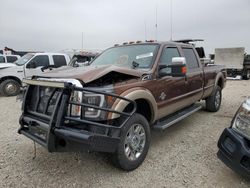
[52,55,67,67]
[182,48,199,69]
[159,47,180,74]
[6,56,18,63]
[0,56,5,63]
[30,55,49,68]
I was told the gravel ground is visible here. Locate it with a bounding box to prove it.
[0,80,250,188]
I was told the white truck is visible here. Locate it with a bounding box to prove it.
[215,47,250,79]
[0,52,70,96]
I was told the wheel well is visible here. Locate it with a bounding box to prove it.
[0,76,21,85]
[124,99,152,123]
[217,77,223,88]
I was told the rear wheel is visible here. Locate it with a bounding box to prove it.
[112,113,150,171]
[205,86,222,112]
[0,79,20,96]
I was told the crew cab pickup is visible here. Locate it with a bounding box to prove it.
[18,41,226,171]
[0,53,70,96]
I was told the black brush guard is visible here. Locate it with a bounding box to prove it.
[18,80,136,153]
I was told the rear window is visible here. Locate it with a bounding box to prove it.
[182,48,199,69]
[6,56,18,63]
[0,56,5,63]
[52,55,67,68]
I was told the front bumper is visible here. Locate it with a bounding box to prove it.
[217,128,250,179]
[18,116,120,153]
[18,79,136,154]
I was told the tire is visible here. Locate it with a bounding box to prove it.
[205,86,222,112]
[112,113,151,171]
[242,70,250,80]
[0,79,20,96]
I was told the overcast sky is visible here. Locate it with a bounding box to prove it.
[0,0,249,54]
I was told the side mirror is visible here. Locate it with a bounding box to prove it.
[170,57,187,77]
[41,65,54,72]
[26,61,36,69]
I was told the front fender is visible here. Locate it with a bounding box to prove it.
[110,87,157,124]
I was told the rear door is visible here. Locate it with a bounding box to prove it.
[182,47,203,103]
[52,55,67,68]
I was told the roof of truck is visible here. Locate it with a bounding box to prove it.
[26,52,70,56]
[113,40,194,48]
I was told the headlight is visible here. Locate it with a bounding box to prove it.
[232,98,250,140]
[83,94,105,118]
[68,91,105,119]
[69,91,82,117]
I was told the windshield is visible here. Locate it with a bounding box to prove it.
[15,53,34,66]
[90,44,158,69]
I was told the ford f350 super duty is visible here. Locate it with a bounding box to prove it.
[18,40,226,171]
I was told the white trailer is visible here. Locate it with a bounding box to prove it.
[214,47,250,79]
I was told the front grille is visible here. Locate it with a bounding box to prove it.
[26,85,62,121]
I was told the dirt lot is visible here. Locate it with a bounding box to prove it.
[0,80,250,188]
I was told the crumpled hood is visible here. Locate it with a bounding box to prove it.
[39,65,145,83]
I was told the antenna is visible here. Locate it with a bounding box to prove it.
[81,32,84,51]
[155,6,158,41]
[144,20,147,41]
[170,0,173,41]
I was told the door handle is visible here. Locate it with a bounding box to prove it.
[17,70,23,73]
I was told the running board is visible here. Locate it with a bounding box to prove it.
[154,104,202,130]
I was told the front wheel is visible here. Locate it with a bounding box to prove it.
[205,86,222,112]
[0,79,20,96]
[112,113,151,171]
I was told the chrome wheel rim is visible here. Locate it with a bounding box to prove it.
[6,83,17,94]
[215,90,221,108]
[124,124,146,161]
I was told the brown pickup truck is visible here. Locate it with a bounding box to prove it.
[18,40,226,171]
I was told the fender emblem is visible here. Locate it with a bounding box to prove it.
[159,92,166,100]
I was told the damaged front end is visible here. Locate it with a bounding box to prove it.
[18,78,136,153]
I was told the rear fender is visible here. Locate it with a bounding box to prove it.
[214,72,225,89]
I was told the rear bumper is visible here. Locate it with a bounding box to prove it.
[217,128,250,179]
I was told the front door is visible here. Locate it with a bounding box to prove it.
[156,46,188,119]
[25,55,50,78]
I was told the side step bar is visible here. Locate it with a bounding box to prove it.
[154,104,202,130]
